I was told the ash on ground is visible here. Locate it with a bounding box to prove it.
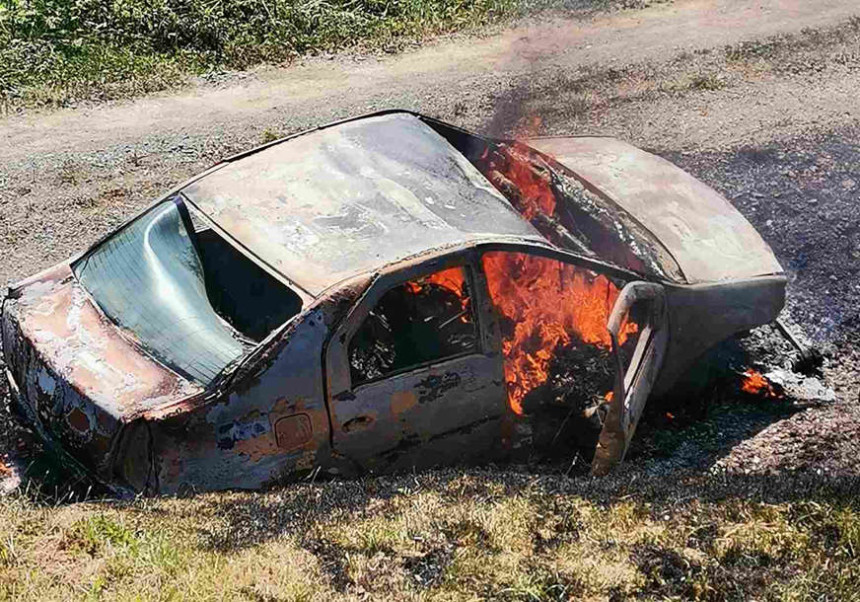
[632,317,847,478]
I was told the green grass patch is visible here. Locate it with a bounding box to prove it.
[1,0,523,108]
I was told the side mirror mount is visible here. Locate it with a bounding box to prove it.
[592,281,666,476]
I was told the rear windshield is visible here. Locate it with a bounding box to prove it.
[425,119,684,282]
[72,197,303,385]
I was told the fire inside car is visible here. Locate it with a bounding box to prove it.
[349,267,477,386]
[345,256,646,457]
[482,251,646,453]
[426,123,684,284]
[0,111,786,494]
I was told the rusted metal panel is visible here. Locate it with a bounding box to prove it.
[592,282,668,476]
[330,357,506,471]
[182,113,545,295]
[528,137,784,283]
[2,262,202,480]
[652,276,787,396]
[146,277,367,493]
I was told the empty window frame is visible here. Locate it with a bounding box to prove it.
[348,266,478,386]
[73,197,303,385]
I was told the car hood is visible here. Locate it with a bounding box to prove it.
[2,263,203,475]
[528,137,784,284]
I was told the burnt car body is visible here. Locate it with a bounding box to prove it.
[1,111,785,494]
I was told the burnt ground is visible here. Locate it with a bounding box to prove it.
[1,0,860,494]
[666,128,860,349]
[622,127,860,479]
[646,128,860,477]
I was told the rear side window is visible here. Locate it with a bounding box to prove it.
[349,267,477,386]
[424,117,683,282]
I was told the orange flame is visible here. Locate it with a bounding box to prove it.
[482,252,638,414]
[424,267,466,298]
[404,267,470,315]
[740,369,782,398]
[480,142,556,220]
[476,135,639,415]
[405,267,464,293]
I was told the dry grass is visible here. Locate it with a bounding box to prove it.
[1,467,859,601]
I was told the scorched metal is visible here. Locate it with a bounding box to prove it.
[1,111,785,494]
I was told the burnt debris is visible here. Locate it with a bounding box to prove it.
[349,270,477,385]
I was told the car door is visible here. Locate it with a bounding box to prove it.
[592,280,668,474]
[324,253,507,472]
[477,246,668,465]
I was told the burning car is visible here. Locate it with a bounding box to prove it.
[1,111,785,494]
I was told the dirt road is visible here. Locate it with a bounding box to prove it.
[2,0,858,159]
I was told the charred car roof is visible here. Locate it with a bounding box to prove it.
[181,111,781,293]
[182,113,545,295]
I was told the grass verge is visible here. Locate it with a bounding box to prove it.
[1,467,859,601]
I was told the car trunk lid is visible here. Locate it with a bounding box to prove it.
[528,136,784,283]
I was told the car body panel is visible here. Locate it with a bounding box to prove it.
[1,262,202,478]
[183,113,544,295]
[528,136,784,283]
[146,307,334,494]
[0,110,787,494]
[324,252,508,471]
[593,281,669,475]
[654,275,786,396]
